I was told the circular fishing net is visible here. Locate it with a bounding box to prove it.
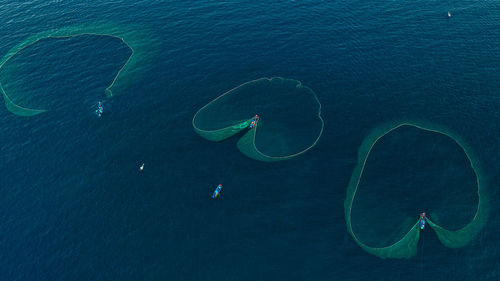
[0,23,153,116]
[345,122,487,259]
[192,77,324,161]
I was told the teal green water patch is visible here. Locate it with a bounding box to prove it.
[192,77,324,161]
[344,121,488,259]
[0,22,154,116]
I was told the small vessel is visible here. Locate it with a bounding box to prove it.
[139,163,144,171]
[419,212,426,230]
[448,11,451,18]
[95,101,104,117]
[249,115,260,129]
[212,184,223,199]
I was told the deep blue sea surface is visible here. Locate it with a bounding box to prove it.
[1,0,500,280]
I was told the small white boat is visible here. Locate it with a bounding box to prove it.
[448,11,451,18]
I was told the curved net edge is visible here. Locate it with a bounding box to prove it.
[344,119,487,258]
[427,181,488,248]
[1,84,45,116]
[237,97,324,162]
[0,22,153,116]
[344,134,421,259]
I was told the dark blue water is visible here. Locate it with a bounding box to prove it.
[1,0,499,280]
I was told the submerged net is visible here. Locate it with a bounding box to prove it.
[345,121,488,259]
[0,22,153,116]
[192,77,324,161]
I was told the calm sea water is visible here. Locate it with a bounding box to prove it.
[1,0,500,280]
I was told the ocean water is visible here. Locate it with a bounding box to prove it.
[0,0,499,280]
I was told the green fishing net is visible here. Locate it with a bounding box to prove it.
[192,77,324,161]
[0,23,153,116]
[345,121,487,259]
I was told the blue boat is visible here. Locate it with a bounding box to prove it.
[212,184,223,199]
[249,115,259,129]
[419,212,426,230]
[95,101,104,117]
